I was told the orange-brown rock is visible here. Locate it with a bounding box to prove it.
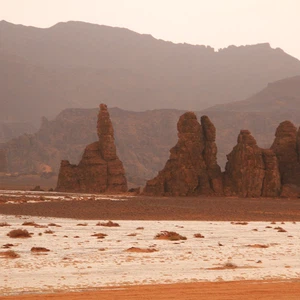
[223,130,281,197]
[143,113,222,196]
[201,116,223,194]
[56,104,127,193]
[271,121,300,187]
[261,149,281,197]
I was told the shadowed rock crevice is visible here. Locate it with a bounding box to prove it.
[56,104,127,193]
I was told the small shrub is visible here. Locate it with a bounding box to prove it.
[231,221,248,225]
[2,243,14,249]
[127,233,137,236]
[224,262,237,269]
[125,247,158,253]
[194,233,205,238]
[154,231,187,241]
[31,247,50,252]
[0,250,20,258]
[44,230,54,234]
[0,222,10,227]
[22,221,37,226]
[247,244,269,248]
[91,233,107,239]
[7,229,31,238]
[48,223,62,227]
[96,220,120,227]
[76,223,88,226]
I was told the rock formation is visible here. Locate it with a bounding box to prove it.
[143,113,223,196]
[223,130,281,197]
[271,121,300,184]
[144,112,298,198]
[56,104,127,193]
[270,121,300,196]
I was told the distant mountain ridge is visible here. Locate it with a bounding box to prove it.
[205,76,300,112]
[1,20,300,125]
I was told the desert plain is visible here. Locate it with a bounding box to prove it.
[0,190,300,299]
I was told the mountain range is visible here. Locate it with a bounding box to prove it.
[1,20,300,128]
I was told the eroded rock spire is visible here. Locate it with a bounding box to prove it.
[56,104,127,193]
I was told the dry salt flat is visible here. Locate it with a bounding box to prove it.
[0,190,130,203]
[0,214,300,296]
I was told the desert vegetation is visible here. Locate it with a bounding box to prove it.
[0,250,20,258]
[96,220,120,227]
[7,228,31,238]
[0,222,10,227]
[31,247,50,252]
[154,231,187,241]
[125,247,158,253]
[194,233,205,238]
[91,233,107,239]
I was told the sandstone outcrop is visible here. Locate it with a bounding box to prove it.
[270,121,300,197]
[223,130,281,197]
[56,104,127,193]
[143,113,223,196]
[271,121,300,186]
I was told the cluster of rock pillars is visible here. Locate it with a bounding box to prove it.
[56,104,300,198]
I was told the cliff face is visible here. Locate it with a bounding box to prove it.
[2,20,300,126]
[271,121,300,197]
[144,113,300,198]
[143,113,222,196]
[56,104,127,193]
[223,130,281,197]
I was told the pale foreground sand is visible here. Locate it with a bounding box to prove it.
[2,280,300,300]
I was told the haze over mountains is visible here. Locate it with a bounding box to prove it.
[1,20,300,188]
[1,20,300,127]
[1,76,300,187]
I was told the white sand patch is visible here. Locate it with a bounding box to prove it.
[0,190,130,202]
[0,215,299,295]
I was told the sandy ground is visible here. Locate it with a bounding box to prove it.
[2,280,300,300]
[1,190,300,299]
[0,191,300,221]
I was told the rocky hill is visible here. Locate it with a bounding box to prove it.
[0,121,36,144]
[1,20,300,128]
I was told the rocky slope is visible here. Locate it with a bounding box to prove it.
[206,76,300,113]
[56,104,127,193]
[1,20,300,127]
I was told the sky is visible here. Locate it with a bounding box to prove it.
[1,0,300,59]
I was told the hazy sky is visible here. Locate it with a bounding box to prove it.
[1,0,300,59]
